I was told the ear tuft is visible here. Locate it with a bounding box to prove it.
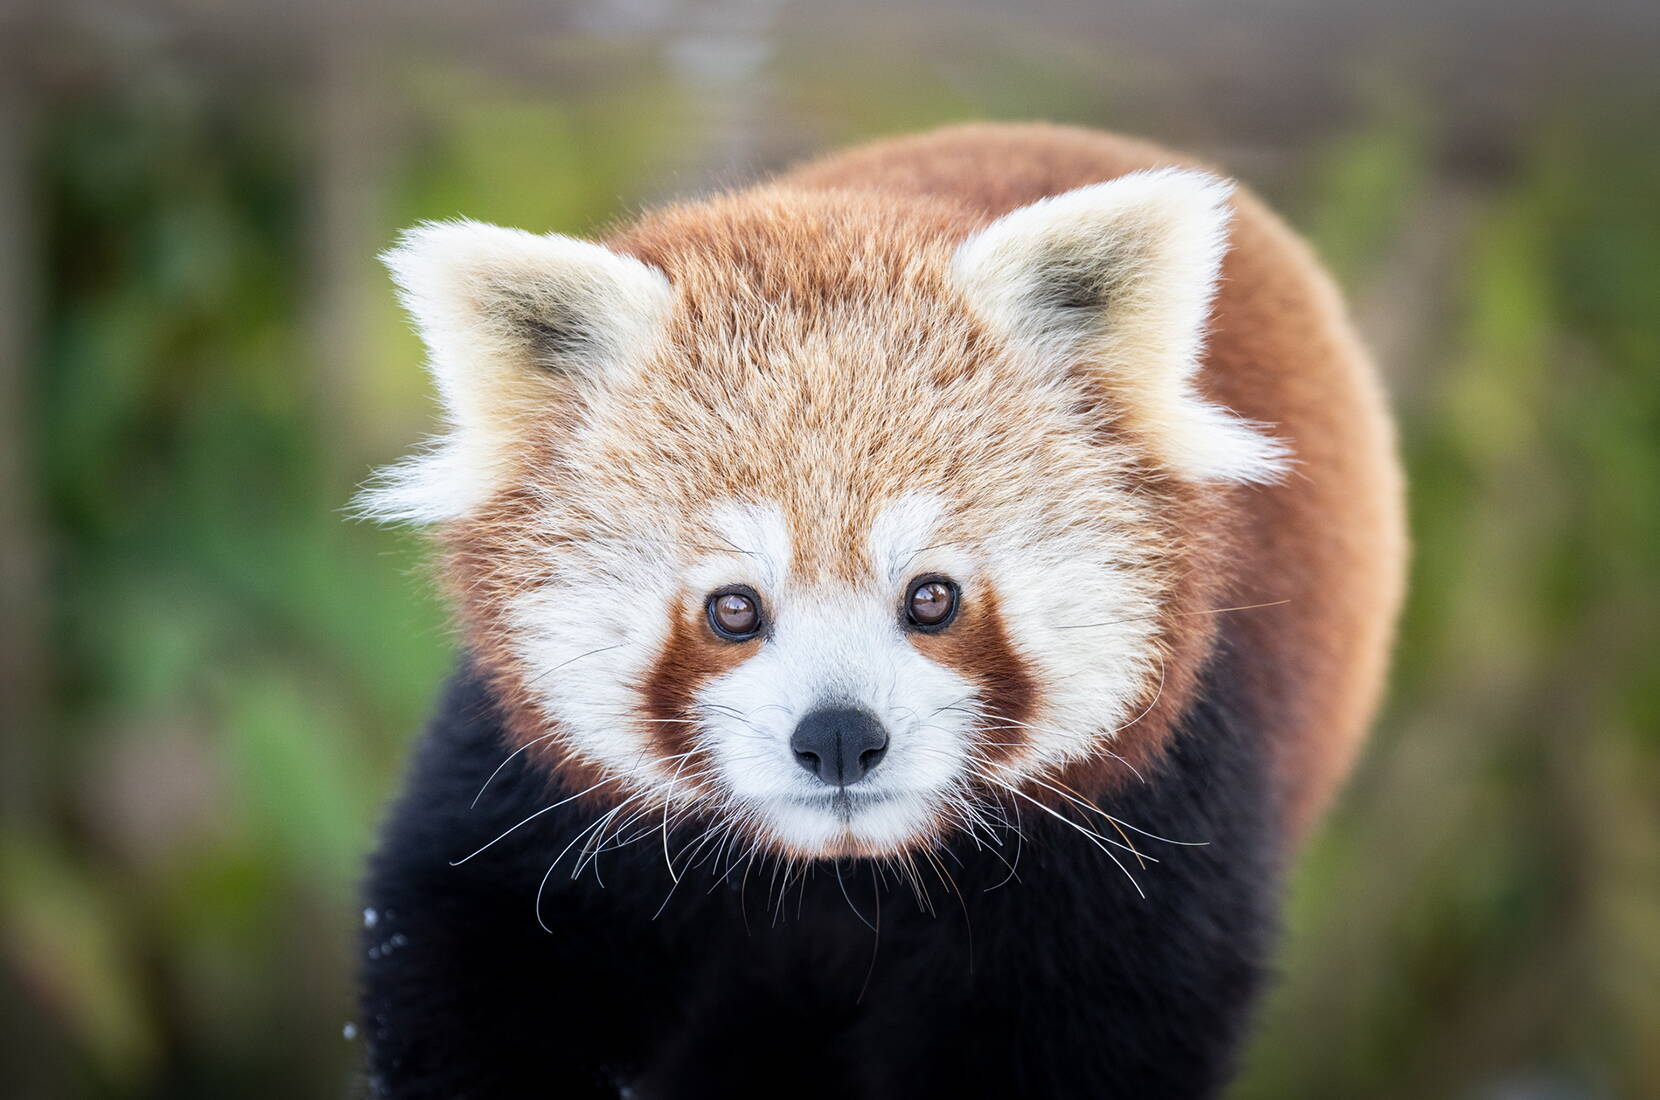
[952,169,1289,485]
[381,221,671,382]
[358,220,672,525]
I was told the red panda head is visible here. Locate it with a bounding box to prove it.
[363,169,1287,861]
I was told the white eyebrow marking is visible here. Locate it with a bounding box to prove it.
[867,493,948,585]
[694,501,791,593]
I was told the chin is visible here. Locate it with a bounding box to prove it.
[748,788,949,861]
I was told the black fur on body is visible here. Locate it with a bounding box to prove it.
[358,631,1283,1100]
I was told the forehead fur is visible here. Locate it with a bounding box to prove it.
[564,188,1133,577]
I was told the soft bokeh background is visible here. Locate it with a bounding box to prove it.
[2,1,1657,1096]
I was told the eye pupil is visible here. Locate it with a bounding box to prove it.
[907,578,959,629]
[708,590,761,639]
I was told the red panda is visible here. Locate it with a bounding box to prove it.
[358,123,1406,1099]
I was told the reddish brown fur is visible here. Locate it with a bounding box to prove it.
[783,124,1405,833]
[443,123,1405,843]
[910,587,1041,765]
[641,596,758,766]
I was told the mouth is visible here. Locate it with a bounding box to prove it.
[778,785,902,816]
[756,786,943,859]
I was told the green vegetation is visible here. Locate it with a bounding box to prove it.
[4,47,1656,1100]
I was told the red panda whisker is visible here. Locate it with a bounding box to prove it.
[585,812,658,869]
[535,790,648,933]
[737,834,768,893]
[519,641,632,691]
[961,811,1024,885]
[896,539,968,573]
[658,750,709,885]
[693,701,777,739]
[696,527,758,559]
[680,799,747,869]
[920,848,954,896]
[695,701,747,717]
[735,843,758,931]
[963,807,1012,855]
[707,830,749,894]
[832,859,877,933]
[1020,776,1155,867]
[968,789,1024,842]
[470,730,563,809]
[1052,614,1158,631]
[948,807,995,857]
[926,693,980,719]
[593,788,683,856]
[1101,749,1150,785]
[572,798,649,880]
[984,779,1146,900]
[666,821,727,883]
[578,535,752,557]
[1055,598,1293,632]
[1109,656,1167,740]
[998,774,1159,864]
[894,849,932,915]
[701,822,743,881]
[792,862,810,921]
[857,864,884,1005]
[985,794,1028,891]
[1032,775,1208,848]
[963,734,1202,848]
[1182,598,1293,617]
[450,773,631,867]
[967,708,1153,783]
[573,801,640,885]
[766,858,790,924]
[650,835,697,920]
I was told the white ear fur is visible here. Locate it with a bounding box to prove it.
[951,169,1289,484]
[358,220,672,524]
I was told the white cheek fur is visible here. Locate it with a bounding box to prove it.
[505,529,681,786]
[501,487,1166,859]
[978,521,1164,769]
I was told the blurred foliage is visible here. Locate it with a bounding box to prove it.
[3,24,1658,1100]
[1237,103,1660,1100]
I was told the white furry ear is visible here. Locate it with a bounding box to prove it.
[951,169,1288,484]
[358,220,672,524]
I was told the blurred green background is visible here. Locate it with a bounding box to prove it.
[2,1,1657,1097]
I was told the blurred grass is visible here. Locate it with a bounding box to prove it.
[3,34,1658,1100]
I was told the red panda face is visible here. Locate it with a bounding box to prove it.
[364,172,1287,861]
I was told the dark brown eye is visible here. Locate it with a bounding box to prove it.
[707,588,762,640]
[905,576,959,631]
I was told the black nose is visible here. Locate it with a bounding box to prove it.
[790,707,889,787]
